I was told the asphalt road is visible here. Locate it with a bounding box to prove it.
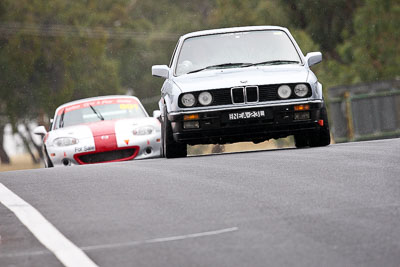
[1,138,400,267]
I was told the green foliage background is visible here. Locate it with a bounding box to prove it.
[0,0,399,128]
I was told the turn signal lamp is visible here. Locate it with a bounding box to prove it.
[184,114,199,121]
[294,104,310,111]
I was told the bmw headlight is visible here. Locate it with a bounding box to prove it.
[133,125,155,135]
[53,137,79,147]
[198,91,213,106]
[181,93,196,107]
[277,85,292,99]
[294,84,309,97]
[181,94,196,108]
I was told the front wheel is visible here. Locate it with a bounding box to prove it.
[310,106,331,147]
[295,107,331,148]
[43,146,54,168]
[162,109,187,158]
[294,134,309,148]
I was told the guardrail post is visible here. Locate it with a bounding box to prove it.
[344,91,355,141]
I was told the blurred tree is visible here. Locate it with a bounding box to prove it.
[0,0,121,163]
[343,0,399,82]
[210,0,289,27]
[111,0,216,111]
[0,124,10,164]
[280,0,364,60]
[316,0,400,88]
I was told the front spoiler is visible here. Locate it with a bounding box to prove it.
[46,138,161,167]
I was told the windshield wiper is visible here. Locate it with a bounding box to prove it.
[186,63,251,74]
[89,105,104,121]
[59,108,66,128]
[246,60,300,67]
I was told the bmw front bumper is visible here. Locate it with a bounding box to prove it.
[168,100,325,145]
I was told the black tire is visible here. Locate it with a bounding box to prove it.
[310,106,331,147]
[162,108,187,158]
[44,146,54,168]
[294,134,309,148]
[295,106,331,148]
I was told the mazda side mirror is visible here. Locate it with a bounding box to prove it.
[33,126,47,136]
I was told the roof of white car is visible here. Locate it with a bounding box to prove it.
[180,26,289,40]
[56,95,140,110]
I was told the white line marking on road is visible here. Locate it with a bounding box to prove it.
[0,183,98,267]
[82,227,239,251]
[0,250,50,258]
[0,227,239,258]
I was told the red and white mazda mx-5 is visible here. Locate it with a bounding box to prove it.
[34,95,161,167]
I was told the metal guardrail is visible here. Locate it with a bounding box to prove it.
[328,80,400,142]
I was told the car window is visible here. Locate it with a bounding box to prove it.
[175,30,301,76]
[53,99,147,129]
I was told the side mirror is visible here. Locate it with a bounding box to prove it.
[34,126,47,136]
[305,52,322,67]
[153,110,161,119]
[152,65,170,79]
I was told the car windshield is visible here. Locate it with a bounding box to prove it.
[53,98,147,129]
[175,30,302,76]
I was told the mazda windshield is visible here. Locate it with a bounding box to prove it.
[53,99,147,129]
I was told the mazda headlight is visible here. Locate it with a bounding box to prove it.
[198,91,213,106]
[53,137,79,147]
[277,85,292,99]
[133,126,155,135]
[294,84,309,97]
[181,93,196,107]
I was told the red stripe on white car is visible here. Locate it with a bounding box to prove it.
[88,121,118,152]
[73,120,140,165]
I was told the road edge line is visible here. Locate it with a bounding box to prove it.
[0,183,98,267]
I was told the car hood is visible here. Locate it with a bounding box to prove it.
[49,118,158,139]
[174,65,309,92]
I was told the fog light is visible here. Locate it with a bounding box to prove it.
[183,121,200,129]
[294,112,310,120]
[145,147,153,154]
[62,159,70,166]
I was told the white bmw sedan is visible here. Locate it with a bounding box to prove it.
[152,26,330,158]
